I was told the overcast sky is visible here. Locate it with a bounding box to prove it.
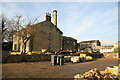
[1,1,119,46]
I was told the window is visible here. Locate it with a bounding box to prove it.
[19,37,21,40]
[73,42,76,45]
[48,44,52,50]
[48,33,53,40]
[67,41,69,44]
[81,44,83,47]
[14,44,17,50]
[18,44,20,51]
[14,35,17,41]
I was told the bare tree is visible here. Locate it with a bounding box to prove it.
[13,15,38,54]
[1,15,8,42]
[0,14,38,53]
[0,15,19,42]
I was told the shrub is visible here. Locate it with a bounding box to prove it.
[114,47,120,53]
[2,51,51,63]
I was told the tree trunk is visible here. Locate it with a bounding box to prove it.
[23,43,26,54]
[22,37,31,54]
[24,43,26,54]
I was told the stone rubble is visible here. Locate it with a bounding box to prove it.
[64,56,93,63]
[71,56,80,63]
[74,68,119,80]
[64,56,71,62]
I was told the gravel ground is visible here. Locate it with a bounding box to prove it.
[2,58,119,78]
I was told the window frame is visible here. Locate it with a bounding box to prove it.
[48,33,53,40]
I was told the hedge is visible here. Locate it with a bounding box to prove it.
[2,51,51,63]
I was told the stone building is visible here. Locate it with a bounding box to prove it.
[12,10,63,52]
[79,40,101,50]
[114,42,120,49]
[62,36,77,52]
[92,46,114,53]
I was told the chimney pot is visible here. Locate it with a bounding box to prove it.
[45,12,51,22]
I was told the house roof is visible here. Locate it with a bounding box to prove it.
[13,20,63,36]
[63,36,77,41]
[30,20,63,34]
[80,40,100,43]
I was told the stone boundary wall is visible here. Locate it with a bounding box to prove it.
[102,53,118,58]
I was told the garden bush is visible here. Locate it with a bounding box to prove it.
[2,51,51,63]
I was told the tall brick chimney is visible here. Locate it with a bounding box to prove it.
[45,13,51,22]
[53,10,57,26]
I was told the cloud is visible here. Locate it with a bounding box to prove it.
[63,3,93,35]
[101,39,117,46]
[2,2,118,45]
[62,3,117,45]
[2,2,27,20]
[1,0,120,2]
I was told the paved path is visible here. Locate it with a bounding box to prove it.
[2,58,119,78]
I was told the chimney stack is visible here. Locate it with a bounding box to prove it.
[45,13,51,22]
[53,10,57,26]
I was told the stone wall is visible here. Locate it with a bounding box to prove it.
[62,36,77,51]
[102,53,118,58]
[12,21,63,52]
[32,21,62,52]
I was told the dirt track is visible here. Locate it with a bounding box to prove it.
[2,58,119,78]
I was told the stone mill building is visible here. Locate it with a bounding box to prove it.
[12,10,63,52]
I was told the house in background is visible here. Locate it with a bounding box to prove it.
[12,10,63,52]
[92,46,114,53]
[114,42,120,49]
[79,40,101,50]
[62,36,77,52]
